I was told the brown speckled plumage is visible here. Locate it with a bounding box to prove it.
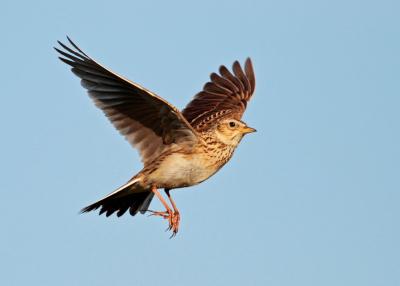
[55,37,256,236]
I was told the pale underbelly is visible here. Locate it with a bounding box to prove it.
[147,153,221,189]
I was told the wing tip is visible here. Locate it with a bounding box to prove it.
[79,204,98,214]
[245,57,253,68]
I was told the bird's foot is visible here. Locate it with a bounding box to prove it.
[168,211,180,238]
[147,209,180,237]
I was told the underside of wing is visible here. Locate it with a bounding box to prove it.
[55,37,198,165]
[182,58,255,131]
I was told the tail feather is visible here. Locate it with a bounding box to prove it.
[81,179,153,217]
[139,192,154,214]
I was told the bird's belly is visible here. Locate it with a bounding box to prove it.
[147,153,218,188]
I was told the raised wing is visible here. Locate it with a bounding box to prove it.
[55,37,198,165]
[182,58,255,130]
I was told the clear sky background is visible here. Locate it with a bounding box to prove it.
[1,0,399,285]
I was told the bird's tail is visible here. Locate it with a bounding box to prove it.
[80,178,154,217]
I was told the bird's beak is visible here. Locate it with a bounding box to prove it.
[242,126,257,134]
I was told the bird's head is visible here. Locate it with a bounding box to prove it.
[214,118,256,147]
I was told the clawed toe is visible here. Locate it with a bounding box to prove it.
[147,210,170,219]
[169,212,180,238]
[148,209,180,237]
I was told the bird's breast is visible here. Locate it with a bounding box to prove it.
[146,152,222,189]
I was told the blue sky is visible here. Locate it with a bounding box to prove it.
[1,0,399,285]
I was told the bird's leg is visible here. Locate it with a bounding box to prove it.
[148,185,174,230]
[165,189,180,236]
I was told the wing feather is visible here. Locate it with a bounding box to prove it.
[56,37,198,165]
[182,58,256,130]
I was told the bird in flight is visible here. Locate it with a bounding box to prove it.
[55,37,256,236]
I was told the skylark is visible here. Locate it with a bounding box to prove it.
[55,37,256,236]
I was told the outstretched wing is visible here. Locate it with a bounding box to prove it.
[55,37,198,165]
[182,58,255,130]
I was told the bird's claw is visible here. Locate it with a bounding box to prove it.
[147,210,169,219]
[147,209,180,237]
[168,211,180,238]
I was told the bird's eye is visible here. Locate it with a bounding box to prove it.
[229,121,236,128]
